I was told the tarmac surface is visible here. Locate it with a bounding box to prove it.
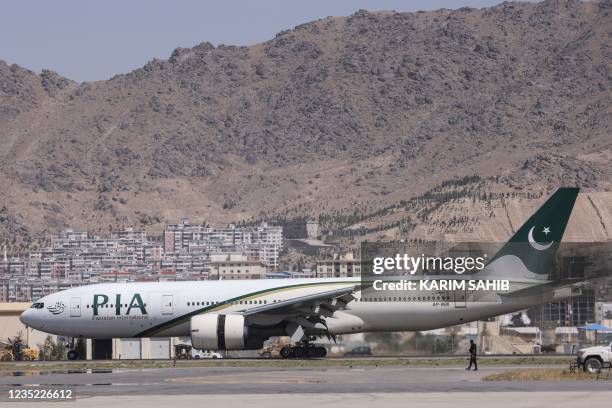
[0,362,610,407]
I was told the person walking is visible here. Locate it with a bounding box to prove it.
[466,339,477,371]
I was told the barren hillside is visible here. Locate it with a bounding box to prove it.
[0,0,610,250]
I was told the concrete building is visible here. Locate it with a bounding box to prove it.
[315,253,361,277]
[0,302,50,353]
[306,220,319,239]
[209,254,267,280]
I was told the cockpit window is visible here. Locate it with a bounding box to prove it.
[30,302,44,309]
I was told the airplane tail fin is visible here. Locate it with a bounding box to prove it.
[483,188,579,280]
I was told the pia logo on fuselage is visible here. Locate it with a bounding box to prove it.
[47,301,66,315]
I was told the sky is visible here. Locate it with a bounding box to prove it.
[0,0,511,82]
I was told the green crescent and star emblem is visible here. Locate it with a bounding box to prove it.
[487,188,579,275]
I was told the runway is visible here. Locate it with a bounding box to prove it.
[2,392,611,408]
[0,363,610,406]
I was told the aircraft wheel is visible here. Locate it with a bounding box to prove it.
[293,347,306,359]
[67,350,78,360]
[316,346,327,358]
[280,346,293,359]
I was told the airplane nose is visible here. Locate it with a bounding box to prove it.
[20,308,44,329]
[20,309,33,326]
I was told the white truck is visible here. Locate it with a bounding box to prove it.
[576,341,612,373]
[191,349,223,359]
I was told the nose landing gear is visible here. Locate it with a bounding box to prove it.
[66,337,85,360]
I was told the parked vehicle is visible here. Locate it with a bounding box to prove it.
[192,349,223,359]
[258,337,291,358]
[0,337,38,361]
[576,341,612,373]
[344,346,372,357]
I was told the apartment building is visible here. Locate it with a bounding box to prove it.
[0,220,283,301]
[315,253,361,278]
[208,253,267,280]
[163,220,282,270]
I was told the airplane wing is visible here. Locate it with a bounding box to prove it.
[236,285,359,341]
[240,286,357,316]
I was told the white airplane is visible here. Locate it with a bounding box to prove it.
[21,188,581,359]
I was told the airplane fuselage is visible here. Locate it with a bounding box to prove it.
[20,277,545,339]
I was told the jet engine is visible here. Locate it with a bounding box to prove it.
[190,314,265,350]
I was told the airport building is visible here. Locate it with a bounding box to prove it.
[0,302,50,354]
[528,255,603,327]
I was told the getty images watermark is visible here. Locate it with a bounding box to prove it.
[370,252,510,292]
[359,242,516,302]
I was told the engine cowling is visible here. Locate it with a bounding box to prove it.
[191,314,264,351]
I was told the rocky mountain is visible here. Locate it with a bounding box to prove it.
[0,0,610,251]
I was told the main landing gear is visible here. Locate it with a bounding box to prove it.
[279,342,327,359]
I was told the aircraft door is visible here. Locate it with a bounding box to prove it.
[162,295,174,315]
[453,288,467,308]
[70,297,81,317]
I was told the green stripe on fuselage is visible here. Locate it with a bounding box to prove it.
[135,280,353,337]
